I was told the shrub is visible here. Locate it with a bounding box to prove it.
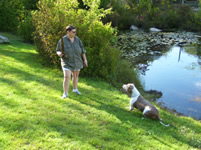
[117,8,137,30]
[0,0,38,42]
[32,0,143,89]
[150,6,178,29]
[32,0,120,79]
[102,0,201,32]
[0,0,19,32]
[176,5,194,30]
[18,11,34,42]
[193,12,201,31]
[110,59,142,89]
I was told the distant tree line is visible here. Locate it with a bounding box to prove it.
[0,0,39,42]
[101,0,201,31]
[0,0,200,40]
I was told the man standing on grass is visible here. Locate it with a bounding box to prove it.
[56,25,88,98]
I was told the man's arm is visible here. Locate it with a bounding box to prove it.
[82,53,88,67]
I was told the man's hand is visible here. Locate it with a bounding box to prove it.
[57,51,63,57]
[84,59,88,67]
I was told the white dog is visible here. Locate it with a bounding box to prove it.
[122,83,169,127]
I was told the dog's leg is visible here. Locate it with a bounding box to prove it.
[125,107,135,111]
[125,97,135,111]
[129,98,136,111]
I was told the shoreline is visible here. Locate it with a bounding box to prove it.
[145,89,201,122]
[118,30,201,121]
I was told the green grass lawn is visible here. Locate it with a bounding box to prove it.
[0,32,201,150]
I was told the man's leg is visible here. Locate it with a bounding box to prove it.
[72,71,81,94]
[63,70,72,97]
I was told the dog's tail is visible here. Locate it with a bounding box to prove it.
[160,121,169,127]
[159,118,169,127]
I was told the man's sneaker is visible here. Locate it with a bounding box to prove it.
[62,93,68,98]
[72,89,81,95]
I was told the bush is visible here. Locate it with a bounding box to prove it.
[102,2,138,30]
[0,0,38,42]
[177,5,194,30]
[193,12,201,31]
[32,0,119,79]
[0,0,19,32]
[110,59,142,89]
[150,6,178,29]
[116,8,137,30]
[102,0,201,32]
[18,11,34,42]
[32,0,143,89]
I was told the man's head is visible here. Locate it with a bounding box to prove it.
[66,25,76,38]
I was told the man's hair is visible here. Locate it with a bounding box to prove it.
[66,25,76,32]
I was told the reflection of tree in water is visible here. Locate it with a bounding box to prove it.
[183,44,201,70]
[196,45,201,69]
[129,53,162,75]
[196,44,201,58]
[184,44,201,57]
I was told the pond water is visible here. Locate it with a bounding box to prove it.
[139,45,201,120]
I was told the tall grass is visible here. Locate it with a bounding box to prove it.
[0,32,201,149]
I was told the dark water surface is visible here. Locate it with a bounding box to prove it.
[139,45,201,120]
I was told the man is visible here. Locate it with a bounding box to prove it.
[56,25,88,98]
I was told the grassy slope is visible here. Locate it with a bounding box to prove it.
[0,32,201,150]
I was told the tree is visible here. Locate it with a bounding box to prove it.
[0,0,38,32]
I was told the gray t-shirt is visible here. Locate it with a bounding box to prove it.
[56,35,86,70]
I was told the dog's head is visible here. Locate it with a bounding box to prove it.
[122,83,135,96]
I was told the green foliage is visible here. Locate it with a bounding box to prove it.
[101,1,138,30]
[32,0,143,88]
[32,0,122,81]
[21,0,39,10]
[177,5,194,30]
[0,0,19,32]
[102,0,201,31]
[194,1,201,31]
[81,23,120,79]
[100,0,112,8]
[115,8,137,30]
[0,0,38,41]
[147,5,178,29]
[18,12,34,42]
[110,59,142,89]
[130,0,180,29]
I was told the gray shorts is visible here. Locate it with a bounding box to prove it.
[62,67,80,72]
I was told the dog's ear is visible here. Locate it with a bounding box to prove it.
[128,84,134,95]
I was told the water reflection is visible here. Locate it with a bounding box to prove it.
[139,45,201,120]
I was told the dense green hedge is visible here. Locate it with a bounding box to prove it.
[0,0,38,41]
[0,0,19,32]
